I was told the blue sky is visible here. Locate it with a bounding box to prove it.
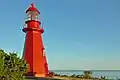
[0,0,120,70]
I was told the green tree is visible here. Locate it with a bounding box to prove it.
[0,50,5,78]
[0,49,29,80]
[83,70,93,79]
[100,76,107,80]
[71,74,76,77]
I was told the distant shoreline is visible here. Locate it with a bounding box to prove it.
[50,70,120,79]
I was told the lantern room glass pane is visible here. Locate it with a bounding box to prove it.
[26,11,39,21]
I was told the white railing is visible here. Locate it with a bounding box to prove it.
[23,23,27,28]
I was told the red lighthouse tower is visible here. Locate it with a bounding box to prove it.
[22,4,49,77]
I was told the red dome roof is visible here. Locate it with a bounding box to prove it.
[26,4,40,14]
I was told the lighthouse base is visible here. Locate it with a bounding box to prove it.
[35,74,46,77]
[25,76,62,80]
[27,72,46,77]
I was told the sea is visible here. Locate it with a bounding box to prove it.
[51,70,120,79]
